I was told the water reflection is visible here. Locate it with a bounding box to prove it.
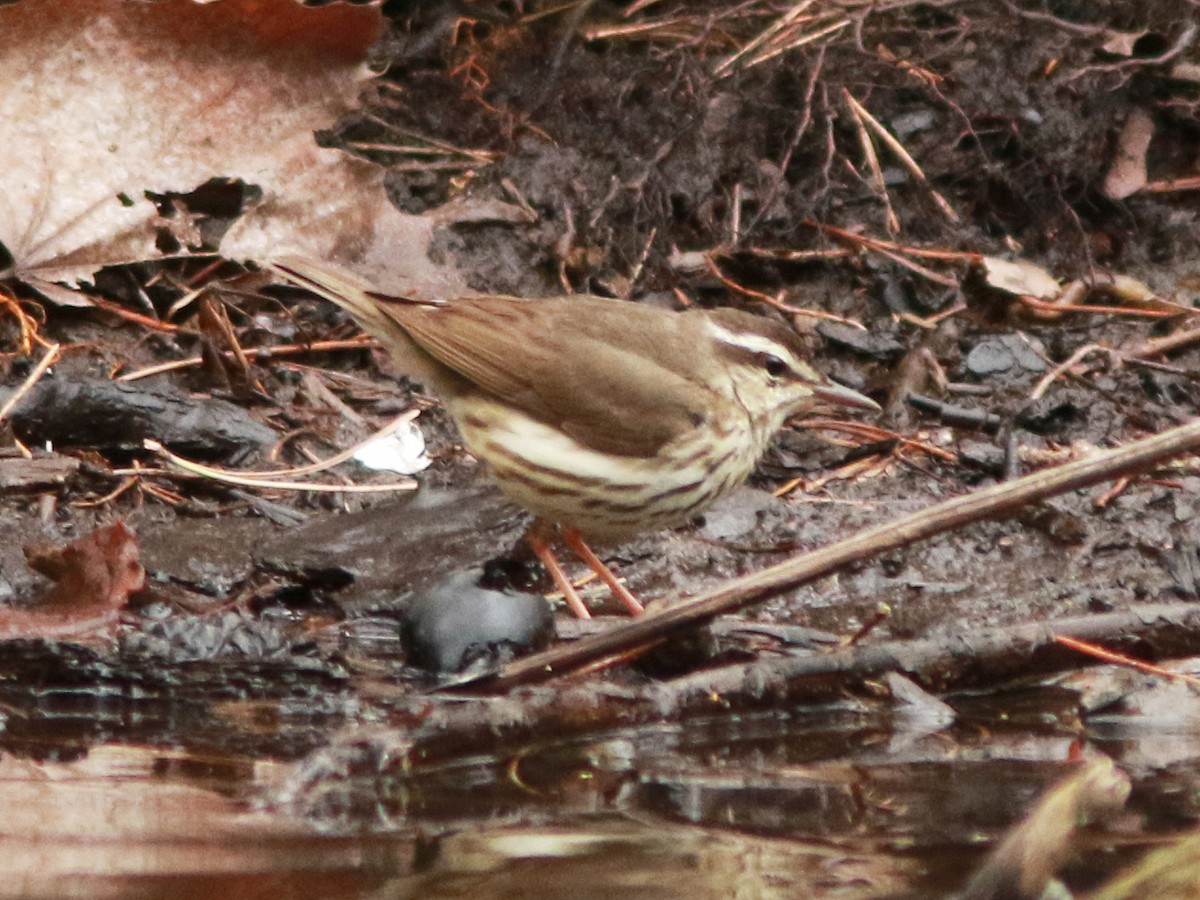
[0,680,1193,897]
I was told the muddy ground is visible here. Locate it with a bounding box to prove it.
[4,2,1200,897]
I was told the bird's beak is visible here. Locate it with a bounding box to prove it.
[812,380,880,413]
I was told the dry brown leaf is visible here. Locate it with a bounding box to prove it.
[1099,29,1148,58]
[1103,107,1154,201]
[0,0,463,298]
[977,256,1062,301]
[13,520,144,637]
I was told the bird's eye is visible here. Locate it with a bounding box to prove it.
[762,354,788,378]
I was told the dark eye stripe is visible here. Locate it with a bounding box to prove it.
[714,339,805,381]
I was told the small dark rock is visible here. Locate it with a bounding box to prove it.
[633,625,721,679]
[1015,398,1083,435]
[1019,505,1089,546]
[818,321,906,361]
[400,570,555,673]
[964,335,1046,378]
[1163,544,1200,599]
[959,440,1005,473]
[890,109,937,138]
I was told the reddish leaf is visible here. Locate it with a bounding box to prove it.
[11,521,144,638]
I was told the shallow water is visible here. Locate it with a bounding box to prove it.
[0,668,1191,899]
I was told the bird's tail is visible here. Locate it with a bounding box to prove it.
[269,254,442,336]
[268,253,449,387]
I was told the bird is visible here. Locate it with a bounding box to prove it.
[270,254,879,619]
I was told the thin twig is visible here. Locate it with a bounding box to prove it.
[231,410,421,479]
[1065,23,1198,80]
[801,418,957,461]
[116,337,378,382]
[1145,175,1200,193]
[1018,296,1180,320]
[842,90,960,224]
[713,0,816,76]
[843,89,900,233]
[743,18,850,71]
[804,222,971,285]
[1054,634,1200,689]
[0,342,60,426]
[1029,343,1110,400]
[144,439,418,493]
[704,255,865,328]
[1133,322,1200,358]
[88,295,183,333]
[809,223,979,262]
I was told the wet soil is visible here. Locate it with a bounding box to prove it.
[5,2,1200,897]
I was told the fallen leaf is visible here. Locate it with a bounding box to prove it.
[12,520,144,637]
[0,0,463,297]
[353,421,432,475]
[977,256,1062,301]
[1103,107,1154,200]
[1099,29,1148,58]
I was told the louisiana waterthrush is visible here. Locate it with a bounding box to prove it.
[272,255,879,618]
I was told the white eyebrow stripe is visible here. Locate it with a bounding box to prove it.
[706,322,796,361]
[707,320,824,383]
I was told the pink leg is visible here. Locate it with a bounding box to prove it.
[563,529,645,617]
[528,534,591,619]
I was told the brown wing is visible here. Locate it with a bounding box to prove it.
[386,295,716,458]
